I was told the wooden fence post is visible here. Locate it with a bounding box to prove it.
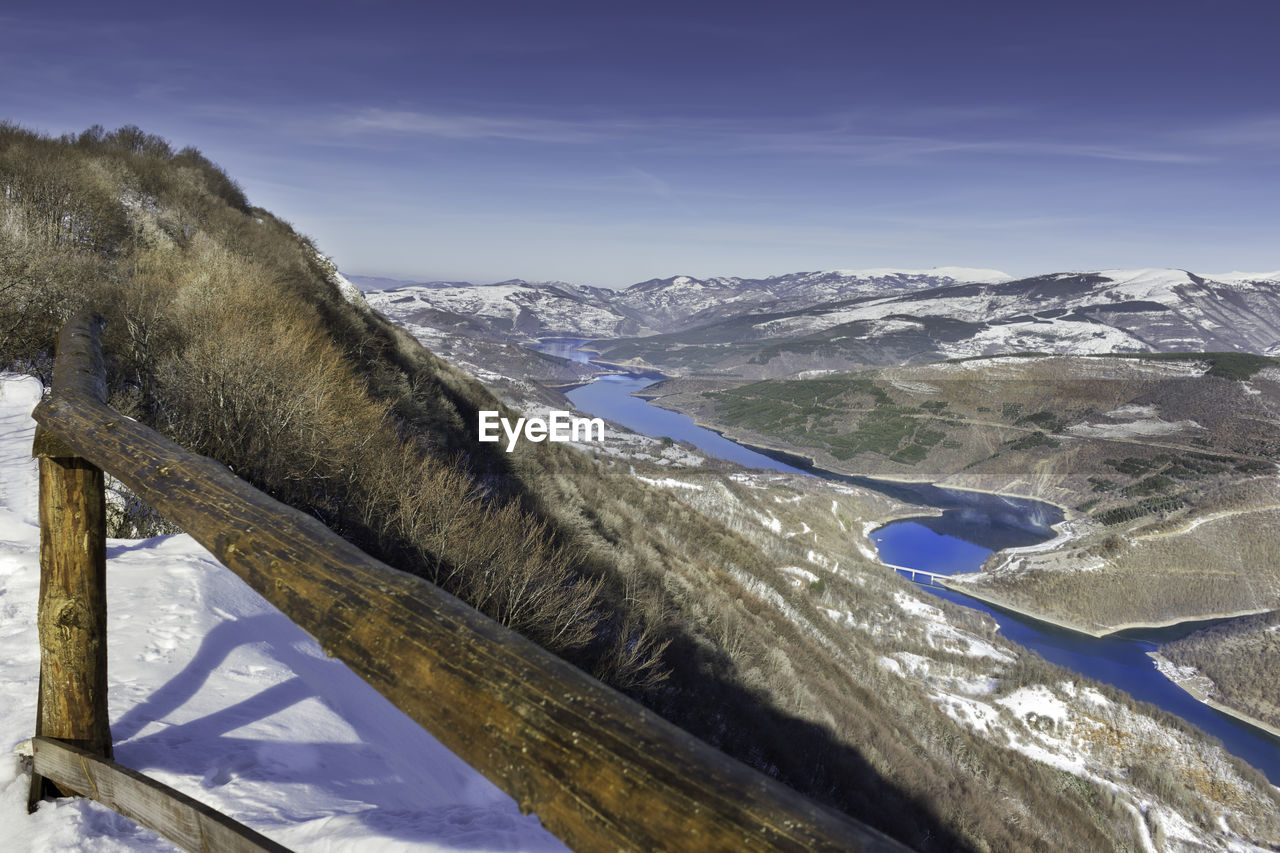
[27,434,112,805]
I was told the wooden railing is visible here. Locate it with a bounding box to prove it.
[26,311,905,852]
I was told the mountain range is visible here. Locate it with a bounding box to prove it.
[357,267,1280,379]
[355,267,1008,337]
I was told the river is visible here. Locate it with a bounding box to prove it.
[538,337,1280,783]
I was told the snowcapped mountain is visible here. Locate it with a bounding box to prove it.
[364,279,646,341]
[749,268,1280,359]
[1204,270,1280,286]
[362,266,1280,379]
[361,267,1016,343]
[580,268,1280,377]
[611,267,1014,333]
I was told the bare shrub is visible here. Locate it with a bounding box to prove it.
[104,474,181,539]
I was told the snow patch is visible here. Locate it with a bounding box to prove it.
[755,512,782,534]
[778,566,819,587]
[0,375,566,852]
[997,685,1071,728]
[632,472,704,491]
[1068,417,1202,439]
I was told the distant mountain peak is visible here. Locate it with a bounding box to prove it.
[817,266,1014,283]
[1206,270,1280,285]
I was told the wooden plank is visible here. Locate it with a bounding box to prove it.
[32,737,290,853]
[33,309,908,851]
[28,311,112,808]
[29,455,111,804]
[48,312,108,404]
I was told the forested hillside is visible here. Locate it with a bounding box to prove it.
[5,123,1278,852]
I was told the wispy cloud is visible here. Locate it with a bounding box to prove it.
[1182,115,1280,149]
[335,106,1208,166]
[729,129,1207,165]
[338,108,626,144]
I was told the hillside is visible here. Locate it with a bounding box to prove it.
[640,355,1280,632]
[363,279,646,341]
[1158,611,1280,734]
[360,268,1023,387]
[5,122,1280,851]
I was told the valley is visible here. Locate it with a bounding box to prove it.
[551,359,1280,785]
[639,353,1280,634]
[367,266,1280,844]
[367,269,1280,637]
[542,366,1276,845]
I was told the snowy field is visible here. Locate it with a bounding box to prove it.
[0,375,565,852]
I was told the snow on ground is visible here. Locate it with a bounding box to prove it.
[826,266,1012,283]
[932,691,1003,735]
[888,380,939,395]
[754,511,783,534]
[1067,416,1202,439]
[1148,653,1217,702]
[629,470,703,491]
[1095,268,1196,301]
[0,375,566,852]
[996,685,1072,728]
[937,316,1148,360]
[365,284,628,339]
[777,566,819,587]
[315,253,365,307]
[890,593,1013,663]
[805,549,831,569]
[1150,654,1201,684]
[577,425,704,467]
[854,522,880,561]
[1205,271,1280,286]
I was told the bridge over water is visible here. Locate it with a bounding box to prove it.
[888,564,952,586]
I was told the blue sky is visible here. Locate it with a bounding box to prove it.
[4,1,1278,286]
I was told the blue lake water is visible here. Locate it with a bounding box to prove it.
[874,520,995,575]
[878,521,1280,783]
[547,339,1280,784]
[571,374,810,474]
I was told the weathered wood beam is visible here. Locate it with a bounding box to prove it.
[32,737,290,853]
[49,312,108,404]
[28,313,111,808]
[32,456,111,756]
[33,309,906,851]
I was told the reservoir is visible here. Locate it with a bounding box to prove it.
[545,340,1280,784]
[877,521,1280,783]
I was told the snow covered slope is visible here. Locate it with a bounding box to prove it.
[362,268,1015,343]
[610,267,1013,332]
[364,280,644,341]
[587,268,1280,376]
[0,375,565,852]
[738,268,1280,358]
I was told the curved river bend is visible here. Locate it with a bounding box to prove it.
[541,341,1280,783]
